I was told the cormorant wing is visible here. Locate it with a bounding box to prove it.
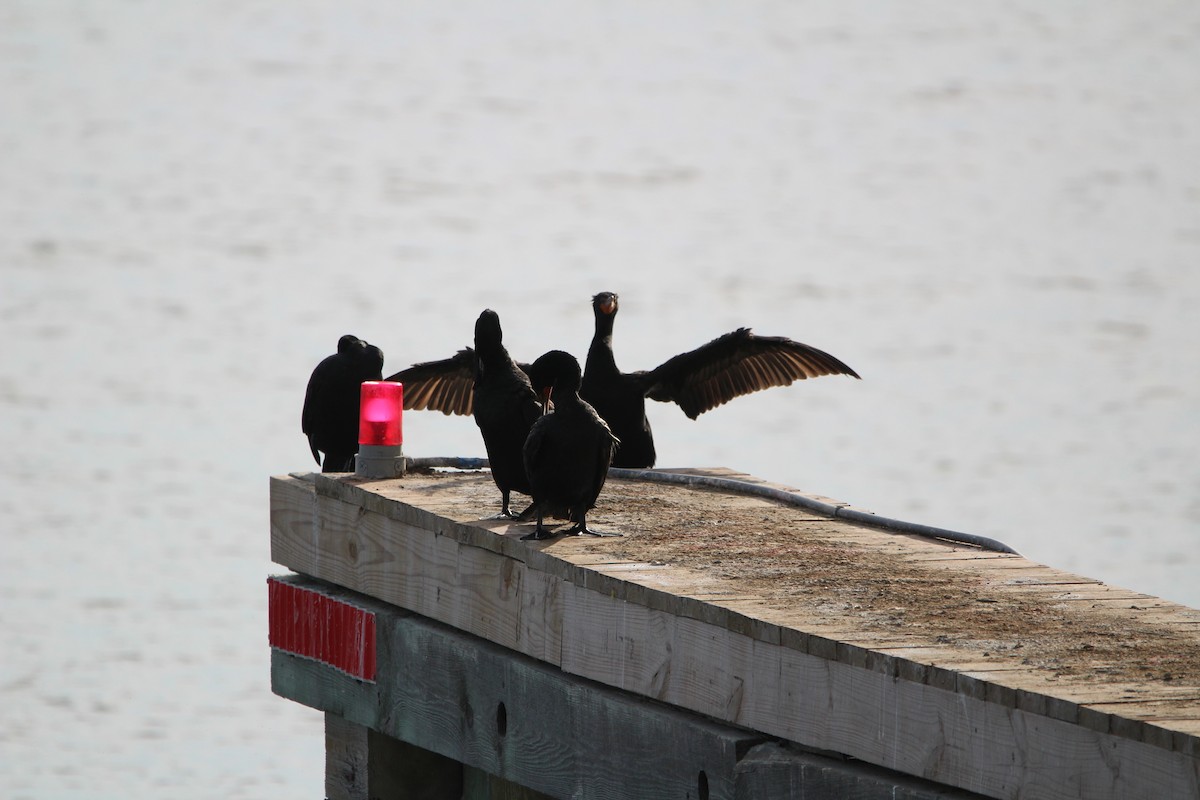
[641,328,860,419]
[385,348,476,416]
[588,421,619,508]
[301,383,324,465]
[302,355,342,465]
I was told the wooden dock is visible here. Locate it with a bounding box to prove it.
[268,467,1200,799]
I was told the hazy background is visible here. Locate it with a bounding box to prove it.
[2,2,1197,797]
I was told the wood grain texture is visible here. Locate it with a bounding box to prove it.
[325,713,466,800]
[734,742,982,800]
[280,575,999,800]
[274,475,557,664]
[324,714,369,800]
[270,472,1200,799]
[272,575,769,800]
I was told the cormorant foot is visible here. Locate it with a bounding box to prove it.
[520,526,559,541]
[564,524,622,537]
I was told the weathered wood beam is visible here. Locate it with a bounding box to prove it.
[271,574,991,800]
[270,574,764,799]
[324,713,464,800]
[270,475,1200,799]
[733,743,986,800]
[325,713,553,800]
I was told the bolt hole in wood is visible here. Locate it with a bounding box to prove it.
[697,769,709,800]
[496,701,507,737]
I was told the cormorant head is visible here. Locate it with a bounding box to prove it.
[592,292,619,317]
[530,349,582,397]
[360,343,384,378]
[474,309,504,350]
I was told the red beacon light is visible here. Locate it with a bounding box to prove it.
[355,381,406,478]
[359,381,403,446]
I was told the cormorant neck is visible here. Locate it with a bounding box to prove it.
[587,311,618,375]
[593,307,616,340]
[553,386,585,412]
[476,339,509,367]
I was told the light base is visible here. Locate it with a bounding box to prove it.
[355,444,406,478]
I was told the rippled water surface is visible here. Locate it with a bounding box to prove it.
[2,2,1198,796]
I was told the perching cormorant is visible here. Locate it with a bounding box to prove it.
[386,310,541,518]
[301,334,385,472]
[521,350,620,541]
[581,291,860,468]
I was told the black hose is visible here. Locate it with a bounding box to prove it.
[407,456,490,470]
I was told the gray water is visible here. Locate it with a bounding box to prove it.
[2,2,1198,797]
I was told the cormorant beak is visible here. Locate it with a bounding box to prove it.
[599,295,618,315]
[540,386,553,415]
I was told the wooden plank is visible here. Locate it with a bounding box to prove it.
[734,742,985,800]
[665,613,761,725]
[765,644,1200,799]
[324,714,369,800]
[560,582,678,702]
[271,648,376,725]
[271,575,768,800]
[461,766,556,800]
[269,474,317,564]
[552,573,1200,799]
[324,714,465,800]
[284,577,993,798]
[271,474,1200,799]
[272,477,564,666]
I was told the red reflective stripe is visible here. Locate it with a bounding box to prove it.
[361,612,377,681]
[266,577,377,682]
